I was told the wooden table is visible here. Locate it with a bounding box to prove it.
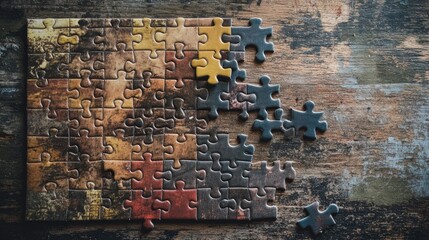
[0,0,428,239]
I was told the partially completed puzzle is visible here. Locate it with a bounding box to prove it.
[27,17,330,229]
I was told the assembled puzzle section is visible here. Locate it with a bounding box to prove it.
[27,17,330,230]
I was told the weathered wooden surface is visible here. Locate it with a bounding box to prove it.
[0,0,428,239]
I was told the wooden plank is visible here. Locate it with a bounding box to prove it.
[0,0,428,238]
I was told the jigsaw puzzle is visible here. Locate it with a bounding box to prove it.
[27,17,331,230]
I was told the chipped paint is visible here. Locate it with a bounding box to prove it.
[342,91,429,205]
[349,176,413,205]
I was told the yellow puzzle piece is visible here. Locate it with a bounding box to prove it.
[191,50,231,85]
[198,17,231,59]
[132,18,166,58]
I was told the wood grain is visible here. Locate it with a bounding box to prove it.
[0,0,428,239]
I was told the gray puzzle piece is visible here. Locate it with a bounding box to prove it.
[284,101,328,140]
[242,187,277,220]
[197,153,232,198]
[157,160,204,189]
[197,188,228,220]
[220,161,250,187]
[197,134,254,166]
[297,201,339,235]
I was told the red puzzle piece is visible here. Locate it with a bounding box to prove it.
[124,190,168,229]
[161,180,197,220]
[131,152,163,195]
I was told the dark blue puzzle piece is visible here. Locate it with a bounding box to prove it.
[284,101,328,140]
[197,81,229,119]
[197,134,255,166]
[297,201,339,235]
[252,108,285,141]
[230,18,274,62]
[220,161,250,187]
[222,51,246,83]
[247,75,281,119]
[222,52,257,120]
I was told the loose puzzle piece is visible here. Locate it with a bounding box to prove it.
[26,18,331,231]
[229,18,274,62]
[284,101,328,140]
[297,201,339,235]
[252,108,287,141]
